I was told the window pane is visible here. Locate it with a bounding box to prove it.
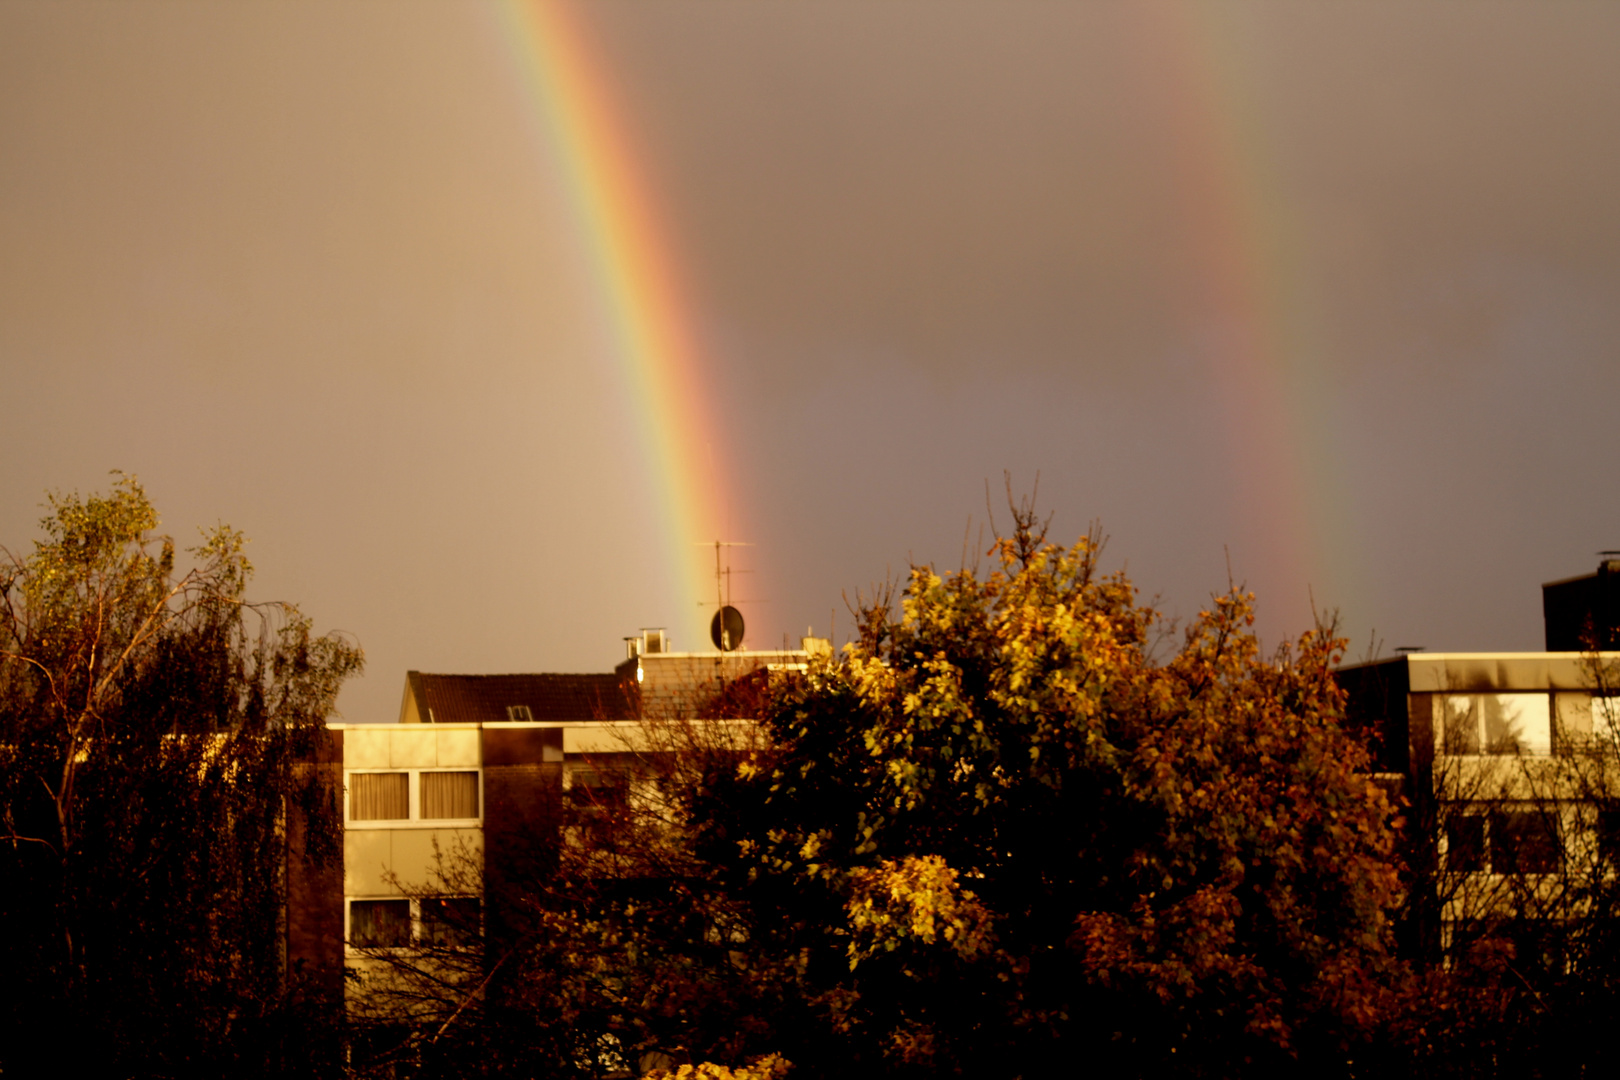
[1485,695,1551,755]
[421,897,481,947]
[1492,811,1560,874]
[1595,697,1620,742]
[1442,697,1482,754]
[1442,695,1551,756]
[351,772,409,821]
[566,767,627,808]
[1447,816,1486,873]
[350,899,411,948]
[1599,808,1620,868]
[421,771,478,819]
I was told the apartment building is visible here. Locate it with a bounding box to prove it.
[302,630,825,1010]
[1337,561,1620,964]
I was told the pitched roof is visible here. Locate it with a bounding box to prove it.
[405,672,635,724]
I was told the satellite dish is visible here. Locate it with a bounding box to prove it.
[710,605,745,651]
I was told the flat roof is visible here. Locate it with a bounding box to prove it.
[1337,652,1620,692]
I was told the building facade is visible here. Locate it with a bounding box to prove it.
[1338,563,1620,964]
[305,631,825,1013]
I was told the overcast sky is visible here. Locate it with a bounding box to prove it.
[4,1,1619,723]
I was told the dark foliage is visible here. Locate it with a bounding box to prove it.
[0,476,361,1078]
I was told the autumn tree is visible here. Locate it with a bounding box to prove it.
[693,511,1408,1078]
[352,502,1410,1078]
[0,475,362,1078]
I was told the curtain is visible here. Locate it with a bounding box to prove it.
[350,899,410,948]
[351,772,409,820]
[421,771,479,819]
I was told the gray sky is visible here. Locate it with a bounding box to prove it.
[4,1,1619,723]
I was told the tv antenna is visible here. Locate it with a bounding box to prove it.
[697,540,752,651]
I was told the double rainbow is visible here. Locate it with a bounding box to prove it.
[493,0,1355,644]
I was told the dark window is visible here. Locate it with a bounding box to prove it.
[350,899,411,948]
[1491,811,1561,875]
[1598,807,1620,868]
[1517,925,1567,981]
[506,705,532,722]
[420,897,481,948]
[1448,816,1486,873]
[1456,919,1566,982]
[567,768,627,808]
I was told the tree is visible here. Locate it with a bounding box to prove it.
[347,500,1409,1078]
[0,475,362,1077]
[694,509,1408,1077]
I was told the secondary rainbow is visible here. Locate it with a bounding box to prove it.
[493,0,736,645]
[1138,0,1359,626]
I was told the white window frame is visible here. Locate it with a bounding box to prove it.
[344,895,483,955]
[1439,693,1553,757]
[344,768,484,829]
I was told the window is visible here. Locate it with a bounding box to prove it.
[1597,807,1620,868]
[563,766,628,844]
[1447,815,1486,872]
[1446,810,1561,875]
[1594,697,1620,743]
[349,899,411,948]
[421,771,478,819]
[420,897,482,948]
[350,772,409,821]
[346,770,481,825]
[1442,694,1552,755]
[564,766,627,809]
[506,704,533,722]
[347,897,481,950]
[1491,811,1560,874]
[1450,918,1566,981]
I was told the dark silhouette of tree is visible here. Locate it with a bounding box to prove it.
[0,475,362,1078]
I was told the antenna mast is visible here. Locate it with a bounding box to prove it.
[699,539,752,650]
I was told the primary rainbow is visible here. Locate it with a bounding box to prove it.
[493,0,735,647]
